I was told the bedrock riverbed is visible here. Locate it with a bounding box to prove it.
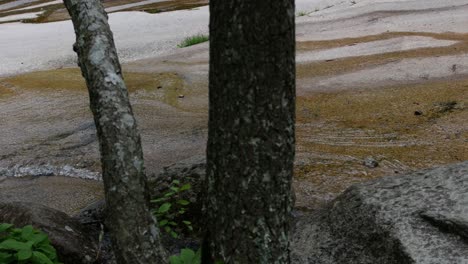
[0,0,467,214]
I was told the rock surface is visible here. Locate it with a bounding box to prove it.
[0,176,104,215]
[0,202,98,264]
[291,161,468,264]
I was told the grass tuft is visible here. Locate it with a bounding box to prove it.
[177,34,209,48]
[144,8,161,14]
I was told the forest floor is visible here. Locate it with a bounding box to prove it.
[0,0,467,213]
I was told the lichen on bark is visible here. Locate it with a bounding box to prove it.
[62,0,168,263]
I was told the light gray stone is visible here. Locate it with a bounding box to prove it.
[292,162,468,264]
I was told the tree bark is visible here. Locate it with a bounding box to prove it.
[203,1,296,263]
[62,1,168,263]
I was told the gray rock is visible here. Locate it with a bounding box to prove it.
[0,202,98,264]
[292,162,468,264]
[74,199,106,226]
[363,156,379,168]
[420,210,468,241]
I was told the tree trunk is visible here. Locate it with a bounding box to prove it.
[203,0,296,263]
[62,1,168,263]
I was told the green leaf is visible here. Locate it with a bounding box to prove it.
[177,200,190,206]
[150,197,167,203]
[31,251,54,264]
[0,239,32,251]
[168,222,177,226]
[0,223,13,233]
[170,186,180,192]
[170,231,178,239]
[182,221,192,225]
[10,228,22,235]
[180,248,195,263]
[36,244,56,259]
[21,225,34,241]
[179,209,186,214]
[172,180,180,185]
[159,220,168,227]
[164,226,172,233]
[158,203,172,214]
[193,248,202,264]
[17,248,33,260]
[31,233,48,246]
[164,192,176,197]
[169,255,183,264]
[179,184,191,191]
[0,252,14,263]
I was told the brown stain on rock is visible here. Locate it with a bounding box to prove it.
[294,78,468,209]
[6,0,209,23]
[2,68,193,110]
[297,32,468,79]
[0,81,14,98]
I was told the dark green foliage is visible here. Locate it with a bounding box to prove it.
[151,180,193,238]
[0,223,61,264]
[169,248,201,264]
[169,248,224,264]
[145,8,161,14]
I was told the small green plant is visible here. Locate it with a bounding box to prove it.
[151,180,193,238]
[0,223,61,264]
[145,8,161,14]
[169,248,201,264]
[169,248,224,264]
[297,11,309,16]
[177,34,209,48]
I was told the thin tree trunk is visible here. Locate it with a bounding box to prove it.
[62,1,168,263]
[203,0,296,263]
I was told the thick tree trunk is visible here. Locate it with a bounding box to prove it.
[62,1,168,263]
[203,1,296,263]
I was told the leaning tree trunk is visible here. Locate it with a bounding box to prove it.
[63,1,167,263]
[203,0,296,263]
